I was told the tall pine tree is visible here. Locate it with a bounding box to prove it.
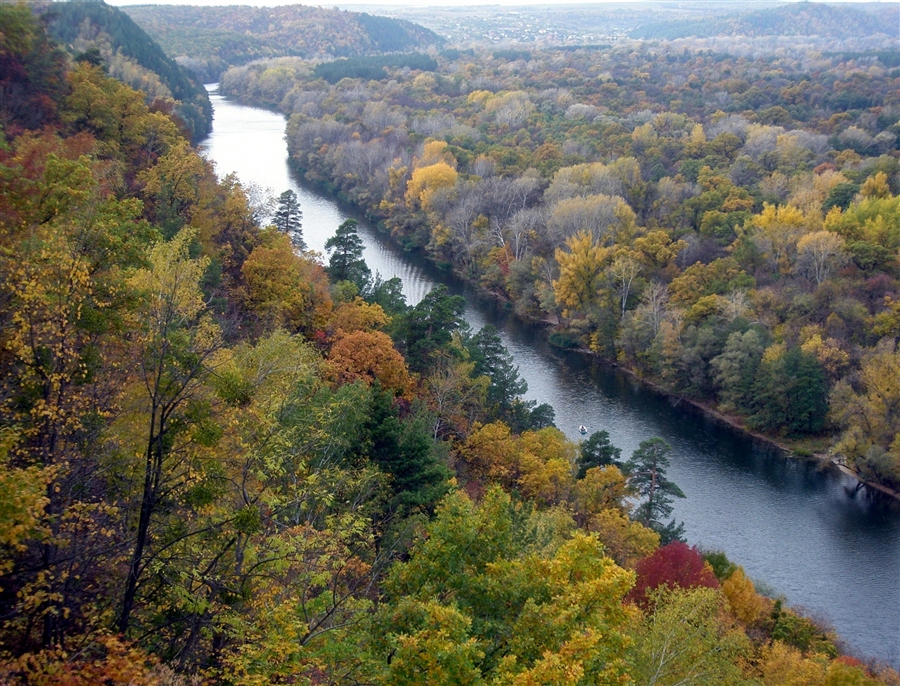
[359,384,450,517]
[576,430,622,478]
[273,189,305,251]
[325,219,371,293]
[467,325,527,421]
[624,438,685,544]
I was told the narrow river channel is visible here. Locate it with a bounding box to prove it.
[200,87,900,665]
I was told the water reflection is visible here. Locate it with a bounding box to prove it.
[200,88,900,665]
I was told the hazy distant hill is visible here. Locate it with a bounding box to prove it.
[629,2,898,41]
[364,1,895,52]
[42,0,211,140]
[122,4,446,82]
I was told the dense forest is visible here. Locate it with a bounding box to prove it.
[216,35,900,494]
[34,0,212,141]
[122,4,445,84]
[3,2,900,683]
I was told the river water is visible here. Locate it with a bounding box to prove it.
[200,87,900,665]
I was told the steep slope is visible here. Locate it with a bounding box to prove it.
[123,4,446,82]
[42,0,211,140]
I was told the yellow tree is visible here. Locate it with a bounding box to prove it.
[873,297,900,339]
[587,508,659,569]
[377,600,482,686]
[788,169,849,219]
[749,203,810,275]
[860,171,892,200]
[830,340,900,487]
[165,331,389,678]
[241,227,332,335]
[327,297,389,337]
[516,427,576,505]
[721,567,771,625]
[460,424,576,506]
[138,139,207,236]
[571,466,629,518]
[379,488,634,685]
[405,162,458,211]
[117,227,222,633]
[633,230,687,276]
[0,138,150,647]
[823,195,900,247]
[552,231,611,319]
[418,140,457,167]
[459,421,519,486]
[0,432,51,590]
[757,642,827,686]
[4,188,101,467]
[490,532,634,686]
[800,332,850,382]
[629,587,749,686]
[668,257,751,308]
[2,221,110,645]
[62,62,180,167]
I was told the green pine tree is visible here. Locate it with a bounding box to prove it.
[624,437,685,544]
[325,219,371,294]
[273,189,305,251]
[576,430,622,479]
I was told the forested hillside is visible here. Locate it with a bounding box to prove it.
[3,3,899,683]
[39,0,211,141]
[219,41,900,493]
[122,4,445,83]
[381,2,895,51]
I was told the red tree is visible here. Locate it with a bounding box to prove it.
[627,541,719,610]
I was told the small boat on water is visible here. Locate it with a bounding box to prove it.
[579,425,587,435]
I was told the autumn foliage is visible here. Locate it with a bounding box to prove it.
[0,5,897,684]
[327,329,414,398]
[627,541,720,609]
[247,25,900,489]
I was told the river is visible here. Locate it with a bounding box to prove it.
[200,87,900,666]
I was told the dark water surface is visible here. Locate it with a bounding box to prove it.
[201,88,900,665]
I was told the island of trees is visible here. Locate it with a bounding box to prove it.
[1,2,899,684]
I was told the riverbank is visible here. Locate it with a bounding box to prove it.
[395,241,900,505]
[615,364,900,504]
[202,81,900,669]
[284,143,900,504]
[557,342,900,505]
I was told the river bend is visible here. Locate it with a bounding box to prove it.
[200,88,900,665]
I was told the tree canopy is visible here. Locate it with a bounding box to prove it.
[0,8,895,685]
